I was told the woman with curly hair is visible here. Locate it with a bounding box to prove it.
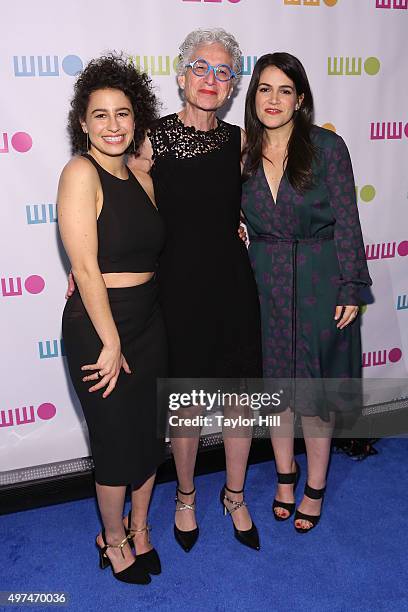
[59,54,166,584]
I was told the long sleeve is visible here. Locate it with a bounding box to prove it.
[325,134,372,305]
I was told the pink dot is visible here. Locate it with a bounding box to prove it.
[388,348,402,363]
[405,123,408,138]
[37,402,57,420]
[24,275,45,294]
[11,132,32,153]
[397,241,408,257]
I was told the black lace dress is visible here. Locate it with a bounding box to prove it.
[150,114,262,378]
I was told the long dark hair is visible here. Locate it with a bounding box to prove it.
[243,52,317,192]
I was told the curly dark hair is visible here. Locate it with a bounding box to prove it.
[67,53,160,155]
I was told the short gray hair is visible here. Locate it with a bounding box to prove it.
[177,28,242,77]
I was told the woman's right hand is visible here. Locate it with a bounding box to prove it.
[81,345,132,398]
[66,271,76,299]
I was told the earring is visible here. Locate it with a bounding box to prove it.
[132,138,136,153]
[86,133,89,151]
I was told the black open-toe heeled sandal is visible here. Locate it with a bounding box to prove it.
[272,461,300,521]
[294,483,326,534]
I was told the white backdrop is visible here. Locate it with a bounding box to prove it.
[1,0,407,475]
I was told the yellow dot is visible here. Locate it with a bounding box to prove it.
[360,304,367,315]
[360,185,376,202]
[322,123,336,133]
[364,57,380,76]
[323,0,338,6]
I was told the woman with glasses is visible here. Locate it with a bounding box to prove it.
[129,28,262,552]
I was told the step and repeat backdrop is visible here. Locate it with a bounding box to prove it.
[0,0,407,477]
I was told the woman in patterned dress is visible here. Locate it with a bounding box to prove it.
[241,53,371,532]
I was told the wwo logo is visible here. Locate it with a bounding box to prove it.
[362,347,402,367]
[396,294,408,311]
[365,240,408,260]
[182,0,241,3]
[0,402,57,428]
[13,55,83,77]
[26,204,57,225]
[328,57,380,76]
[284,0,339,6]
[1,275,45,297]
[1,132,32,153]
[370,122,408,140]
[356,185,376,203]
[376,0,407,9]
[130,55,257,76]
[38,339,65,359]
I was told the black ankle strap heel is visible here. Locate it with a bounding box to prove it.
[272,461,300,521]
[294,483,326,533]
[220,485,260,551]
[174,486,199,552]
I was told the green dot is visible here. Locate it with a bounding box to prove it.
[360,185,376,202]
[360,304,367,315]
[364,57,380,76]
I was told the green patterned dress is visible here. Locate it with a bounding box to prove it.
[242,126,372,420]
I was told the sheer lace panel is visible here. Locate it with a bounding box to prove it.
[150,114,231,159]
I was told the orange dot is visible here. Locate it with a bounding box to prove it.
[323,0,338,6]
[322,123,336,132]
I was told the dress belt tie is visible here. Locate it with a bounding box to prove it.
[250,234,333,381]
[250,235,334,244]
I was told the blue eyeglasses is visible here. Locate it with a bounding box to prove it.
[185,58,237,82]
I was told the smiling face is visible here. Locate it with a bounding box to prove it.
[178,42,235,112]
[255,66,304,131]
[81,88,135,157]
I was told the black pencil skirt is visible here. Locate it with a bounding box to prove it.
[62,277,168,486]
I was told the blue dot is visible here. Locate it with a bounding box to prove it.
[62,55,83,76]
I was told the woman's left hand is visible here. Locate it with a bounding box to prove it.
[334,305,359,329]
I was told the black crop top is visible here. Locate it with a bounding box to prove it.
[83,154,165,273]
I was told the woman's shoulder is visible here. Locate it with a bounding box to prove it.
[59,155,98,183]
[310,125,347,151]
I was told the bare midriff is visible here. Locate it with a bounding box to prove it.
[102,271,154,288]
